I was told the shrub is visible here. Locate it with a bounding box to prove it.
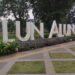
[44,33,49,38]
[64,35,75,42]
[35,32,49,38]
[1,35,75,56]
[18,35,75,52]
[0,42,18,56]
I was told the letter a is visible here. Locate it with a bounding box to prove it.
[49,20,59,38]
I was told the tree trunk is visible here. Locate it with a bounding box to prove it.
[20,19,26,37]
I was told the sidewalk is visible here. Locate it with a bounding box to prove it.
[0,41,75,75]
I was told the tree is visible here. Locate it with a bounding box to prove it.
[67,3,75,23]
[0,0,31,36]
[30,0,74,31]
[8,20,15,33]
[0,0,74,32]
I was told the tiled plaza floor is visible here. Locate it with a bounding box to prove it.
[0,41,75,75]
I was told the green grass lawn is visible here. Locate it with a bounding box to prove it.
[53,61,75,73]
[49,53,75,59]
[8,61,46,74]
[71,48,75,51]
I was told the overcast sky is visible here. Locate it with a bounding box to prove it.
[28,9,34,19]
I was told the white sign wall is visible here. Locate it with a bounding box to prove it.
[1,20,75,43]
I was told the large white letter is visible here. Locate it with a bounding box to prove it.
[63,24,67,36]
[66,24,75,36]
[30,22,44,40]
[49,20,59,38]
[58,24,64,37]
[16,21,31,41]
[2,20,15,43]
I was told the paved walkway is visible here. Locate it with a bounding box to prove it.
[0,41,75,75]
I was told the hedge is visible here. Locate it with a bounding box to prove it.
[0,42,18,56]
[18,35,75,52]
[0,35,75,56]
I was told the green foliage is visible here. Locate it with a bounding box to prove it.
[44,33,49,38]
[0,35,75,56]
[0,42,18,56]
[30,0,74,31]
[0,0,30,21]
[64,35,75,42]
[0,0,31,36]
[8,20,15,33]
[34,32,49,38]
[31,0,74,22]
